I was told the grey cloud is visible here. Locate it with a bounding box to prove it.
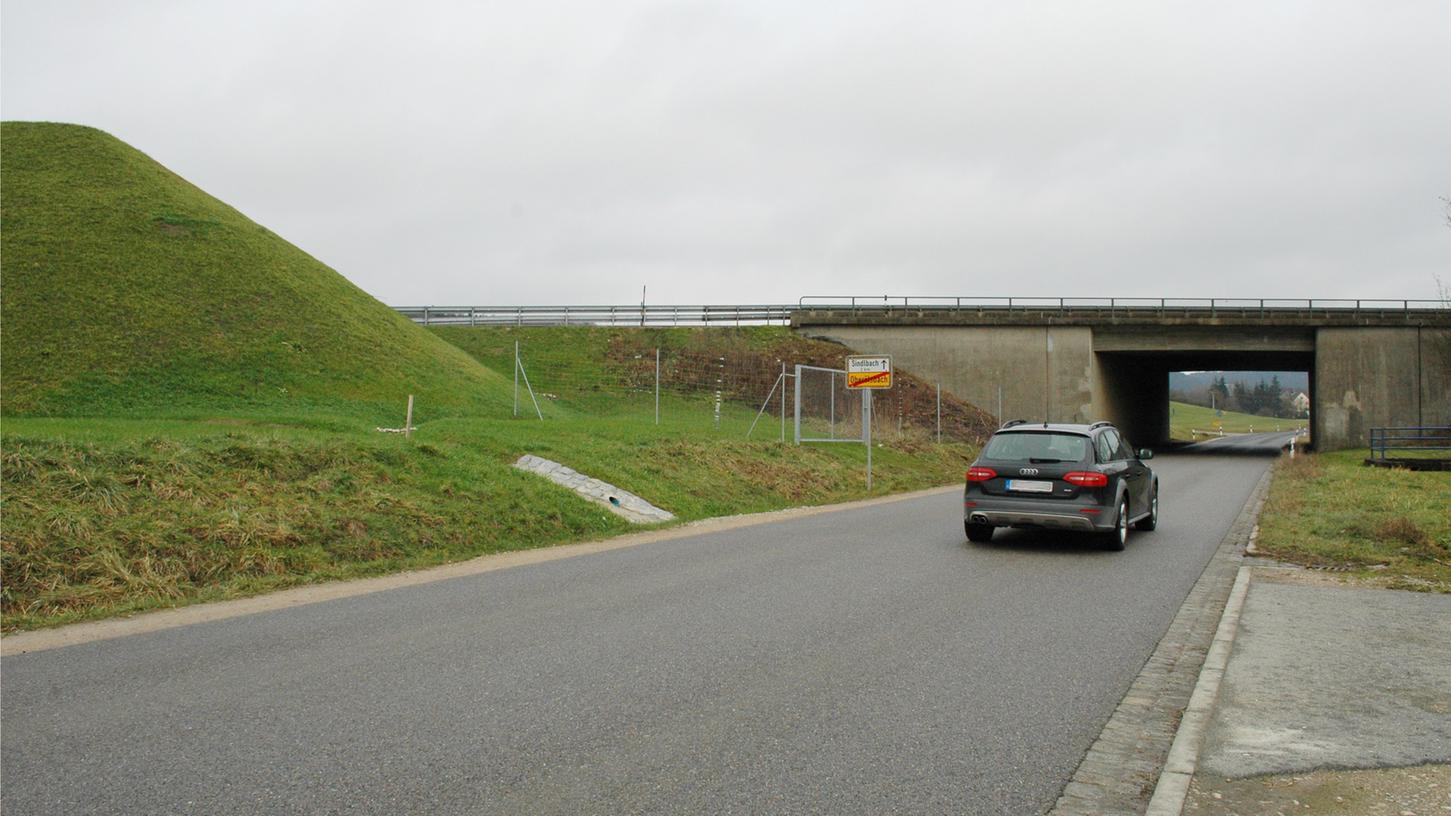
[3,0,1448,306]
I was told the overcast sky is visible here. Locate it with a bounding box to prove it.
[4,1,1449,306]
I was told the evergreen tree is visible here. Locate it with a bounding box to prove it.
[1208,376,1230,408]
[1232,381,1250,412]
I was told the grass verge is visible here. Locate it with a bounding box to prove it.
[1,411,977,631]
[1256,450,1451,592]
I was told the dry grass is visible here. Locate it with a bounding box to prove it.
[1257,450,1451,591]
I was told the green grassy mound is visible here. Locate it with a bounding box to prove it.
[0,122,509,421]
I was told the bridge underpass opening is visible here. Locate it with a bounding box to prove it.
[1093,351,1315,448]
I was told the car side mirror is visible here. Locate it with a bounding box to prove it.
[1138,449,1154,460]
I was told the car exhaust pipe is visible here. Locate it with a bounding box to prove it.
[969,513,989,525]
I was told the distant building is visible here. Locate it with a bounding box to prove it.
[1291,392,1310,416]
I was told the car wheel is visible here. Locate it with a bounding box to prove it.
[1135,482,1159,531]
[965,521,995,543]
[1101,497,1128,551]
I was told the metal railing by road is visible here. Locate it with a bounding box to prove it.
[1368,426,1451,460]
[395,304,795,327]
[797,296,1449,318]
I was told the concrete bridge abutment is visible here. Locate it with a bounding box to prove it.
[1315,327,1451,449]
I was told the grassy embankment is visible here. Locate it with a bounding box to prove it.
[1168,400,1304,441]
[1257,451,1450,592]
[1,123,988,631]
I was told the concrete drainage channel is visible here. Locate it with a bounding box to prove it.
[513,455,676,524]
[1049,466,1273,816]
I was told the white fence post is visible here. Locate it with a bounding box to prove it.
[793,364,803,444]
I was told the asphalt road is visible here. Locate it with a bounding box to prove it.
[1181,430,1302,454]
[2,439,1287,815]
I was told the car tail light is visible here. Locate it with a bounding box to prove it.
[966,467,997,482]
[1063,471,1109,487]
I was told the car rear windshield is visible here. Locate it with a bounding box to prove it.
[983,432,1090,463]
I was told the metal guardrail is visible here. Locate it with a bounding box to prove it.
[1369,426,1451,459]
[395,298,1449,327]
[395,305,795,327]
[797,296,1449,316]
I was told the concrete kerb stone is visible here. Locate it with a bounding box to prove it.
[1049,465,1274,816]
[1145,567,1252,815]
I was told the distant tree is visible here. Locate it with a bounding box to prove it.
[1207,376,1230,409]
[1244,377,1284,416]
[1267,375,1286,416]
[1232,381,1250,413]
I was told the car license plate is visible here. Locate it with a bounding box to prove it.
[1007,479,1054,493]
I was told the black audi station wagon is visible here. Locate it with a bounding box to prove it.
[963,420,1158,550]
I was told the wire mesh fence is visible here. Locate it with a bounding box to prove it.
[474,328,996,445]
[794,365,862,443]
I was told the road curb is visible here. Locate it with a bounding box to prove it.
[1143,565,1252,815]
[1,483,961,656]
[1050,463,1274,816]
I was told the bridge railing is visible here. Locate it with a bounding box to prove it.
[395,304,795,327]
[796,296,1449,316]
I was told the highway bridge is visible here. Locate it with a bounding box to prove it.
[792,297,1450,452]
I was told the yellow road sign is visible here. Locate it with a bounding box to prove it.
[846,355,892,389]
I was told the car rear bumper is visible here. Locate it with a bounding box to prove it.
[964,493,1112,532]
[966,509,1100,531]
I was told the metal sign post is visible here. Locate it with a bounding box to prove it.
[864,390,873,490]
[846,355,892,491]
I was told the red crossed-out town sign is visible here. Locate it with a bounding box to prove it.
[845,355,892,389]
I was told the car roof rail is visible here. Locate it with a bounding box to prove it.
[1000,419,1029,429]
[1088,421,1114,430]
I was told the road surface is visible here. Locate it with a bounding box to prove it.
[1,439,1288,815]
